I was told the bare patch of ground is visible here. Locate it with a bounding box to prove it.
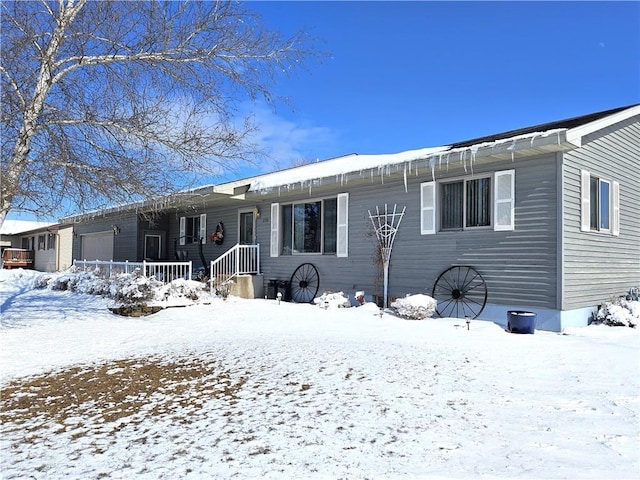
[1,355,246,440]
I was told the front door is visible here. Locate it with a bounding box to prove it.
[144,234,162,260]
[239,211,254,245]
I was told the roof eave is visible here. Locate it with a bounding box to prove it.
[468,129,573,162]
[566,105,640,147]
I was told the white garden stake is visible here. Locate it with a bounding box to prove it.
[368,204,406,308]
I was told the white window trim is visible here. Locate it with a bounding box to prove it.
[581,169,619,235]
[273,194,348,257]
[179,214,206,244]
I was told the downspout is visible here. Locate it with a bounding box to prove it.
[198,238,208,275]
[56,232,60,272]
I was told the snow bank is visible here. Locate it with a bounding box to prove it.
[313,291,351,309]
[391,294,437,320]
[1,269,639,479]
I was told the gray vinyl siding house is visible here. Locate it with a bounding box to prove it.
[64,105,640,331]
[562,114,640,312]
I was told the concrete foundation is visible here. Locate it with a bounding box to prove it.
[229,274,264,299]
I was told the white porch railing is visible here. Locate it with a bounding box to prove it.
[210,244,260,292]
[73,259,192,284]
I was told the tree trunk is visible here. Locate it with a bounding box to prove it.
[1,0,85,226]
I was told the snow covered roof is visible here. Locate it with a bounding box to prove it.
[0,220,55,236]
[243,129,571,194]
[248,146,450,192]
[450,104,638,148]
[59,104,640,217]
[244,104,639,194]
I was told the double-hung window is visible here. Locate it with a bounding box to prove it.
[440,177,492,229]
[271,193,348,257]
[47,233,56,250]
[421,170,515,234]
[22,237,34,250]
[581,170,619,235]
[179,213,207,245]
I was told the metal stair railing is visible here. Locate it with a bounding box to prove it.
[209,244,260,294]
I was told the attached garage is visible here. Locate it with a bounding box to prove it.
[80,231,114,261]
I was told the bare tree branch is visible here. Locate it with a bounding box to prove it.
[0,0,319,225]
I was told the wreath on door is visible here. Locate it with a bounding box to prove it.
[210,221,224,245]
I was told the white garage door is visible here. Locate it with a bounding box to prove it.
[81,232,114,261]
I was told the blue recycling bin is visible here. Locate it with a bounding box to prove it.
[507,311,537,334]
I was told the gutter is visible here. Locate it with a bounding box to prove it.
[246,129,576,196]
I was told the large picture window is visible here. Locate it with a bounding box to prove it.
[282,200,332,254]
[271,194,348,257]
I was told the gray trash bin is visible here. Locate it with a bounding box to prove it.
[267,279,278,299]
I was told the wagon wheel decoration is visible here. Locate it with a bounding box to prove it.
[431,266,488,319]
[290,263,320,303]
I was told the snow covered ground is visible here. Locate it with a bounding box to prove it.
[1,269,639,479]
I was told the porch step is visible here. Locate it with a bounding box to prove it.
[229,274,264,299]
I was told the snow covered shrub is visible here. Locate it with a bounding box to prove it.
[49,276,70,291]
[157,278,204,302]
[212,277,232,299]
[314,291,351,309]
[34,274,54,289]
[49,270,111,295]
[595,298,638,328]
[110,269,163,306]
[391,294,437,320]
[74,273,111,296]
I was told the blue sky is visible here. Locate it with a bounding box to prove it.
[231,0,639,174]
[8,1,639,222]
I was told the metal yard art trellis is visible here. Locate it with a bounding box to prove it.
[368,204,406,308]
